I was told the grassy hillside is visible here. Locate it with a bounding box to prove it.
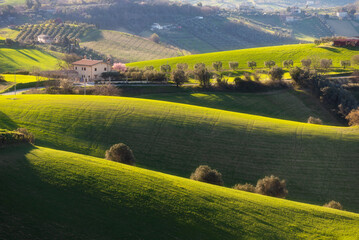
[0,94,358,211]
[81,30,189,63]
[132,90,340,125]
[1,144,358,239]
[127,44,358,70]
[0,46,59,73]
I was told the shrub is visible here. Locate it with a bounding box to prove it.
[229,61,238,71]
[212,61,223,71]
[346,107,359,126]
[16,128,35,144]
[264,60,276,69]
[301,59,312,68]
[255,175,288,198]
[307,116,323,125]
[193,64,212,87]
[323,200,343,210]
[0,75,5,83]
[171,69,188,87]
[320,59,332,71]
[176,63,188,71]
[190,165,224,186]
[112,62,127,72]
[268,66,284,81]
[160,64,171,74]
[149,33,160,43]
[233,183,256,193]
[282,60,293,68]
[351,55,359,65]
[144,66,154,71]
[93,84,120,96]
[247,61,257,70]
[105,143,135,165]
[340,60,351,69]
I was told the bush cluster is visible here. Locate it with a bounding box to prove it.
[190,165,224,186]
[0,128,35,147]
[323,200,343,210]
[105,143,136,166]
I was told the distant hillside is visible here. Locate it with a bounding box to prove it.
[81,30,189,63]
[1,144,358,239]
[0,94,359,211]
[128,43,358,70]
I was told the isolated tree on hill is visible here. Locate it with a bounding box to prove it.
[307,116,323,125]
[171,69,188,87]
[320,59,332,71]
[105,143,135,166]
[340,60,351,69]
[229,61,239,71]
[212,61,223,71]
[247,61,257,70]
[150,33,160,43]
[301,59,312,69]
[268,66,284,81]
[193,64,212,87]
[256,175,288,198]
[323,200,343,210]
[351,55,359,65]
[264,60,276,69]
[176,63,188,71]
[190,165,224,186]
[282,60,293,68]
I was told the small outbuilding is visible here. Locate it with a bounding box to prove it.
[37,34,53,44]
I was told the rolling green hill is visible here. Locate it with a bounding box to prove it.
[0,94,358,211]
[1,144,358,239]
[127,44,358,70]
[0,46,60,73]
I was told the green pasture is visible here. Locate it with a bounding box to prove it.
[0,94,358,211]
[0,0,24,5]
[127,44,359,70]
[0,28,20,40]
[1,145,358,239]
[0,47,59,73]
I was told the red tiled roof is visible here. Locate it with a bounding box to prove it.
[72,59,105,66]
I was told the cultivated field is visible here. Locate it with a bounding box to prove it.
[81,30,189,63]
[127,44,358,70]
[0,94,358,211]
[1,144,358,239]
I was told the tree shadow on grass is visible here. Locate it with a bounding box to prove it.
[0,111,18,130]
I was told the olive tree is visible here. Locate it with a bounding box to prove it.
[105,143,136,166]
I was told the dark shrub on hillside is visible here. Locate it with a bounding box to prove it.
[323,200,343,210]
[268,66,284,81]
[0,75,5,83]
[233,183,256,193]
[307,116,323,125]
[190,165,224,186]
[256,175,288,198]
[105,143,136,166]
[346,107,359,126]
[15,128,35,144]
[171,69,188,87]
[234,77,263,91]
[15,70,30,75]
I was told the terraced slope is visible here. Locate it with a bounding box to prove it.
[1,145,358,239]
[81,30,188,63]
[0,94,358,211]
[0,47,59,72]
[127,44,358,70]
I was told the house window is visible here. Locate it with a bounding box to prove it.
[84,67,87,71]
[75,67,77,70]
[104,67,107,71]
[94,68,97,71]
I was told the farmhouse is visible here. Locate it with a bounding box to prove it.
[37,34,53,44]
[72,58,111,81]
[333,38,359,47]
